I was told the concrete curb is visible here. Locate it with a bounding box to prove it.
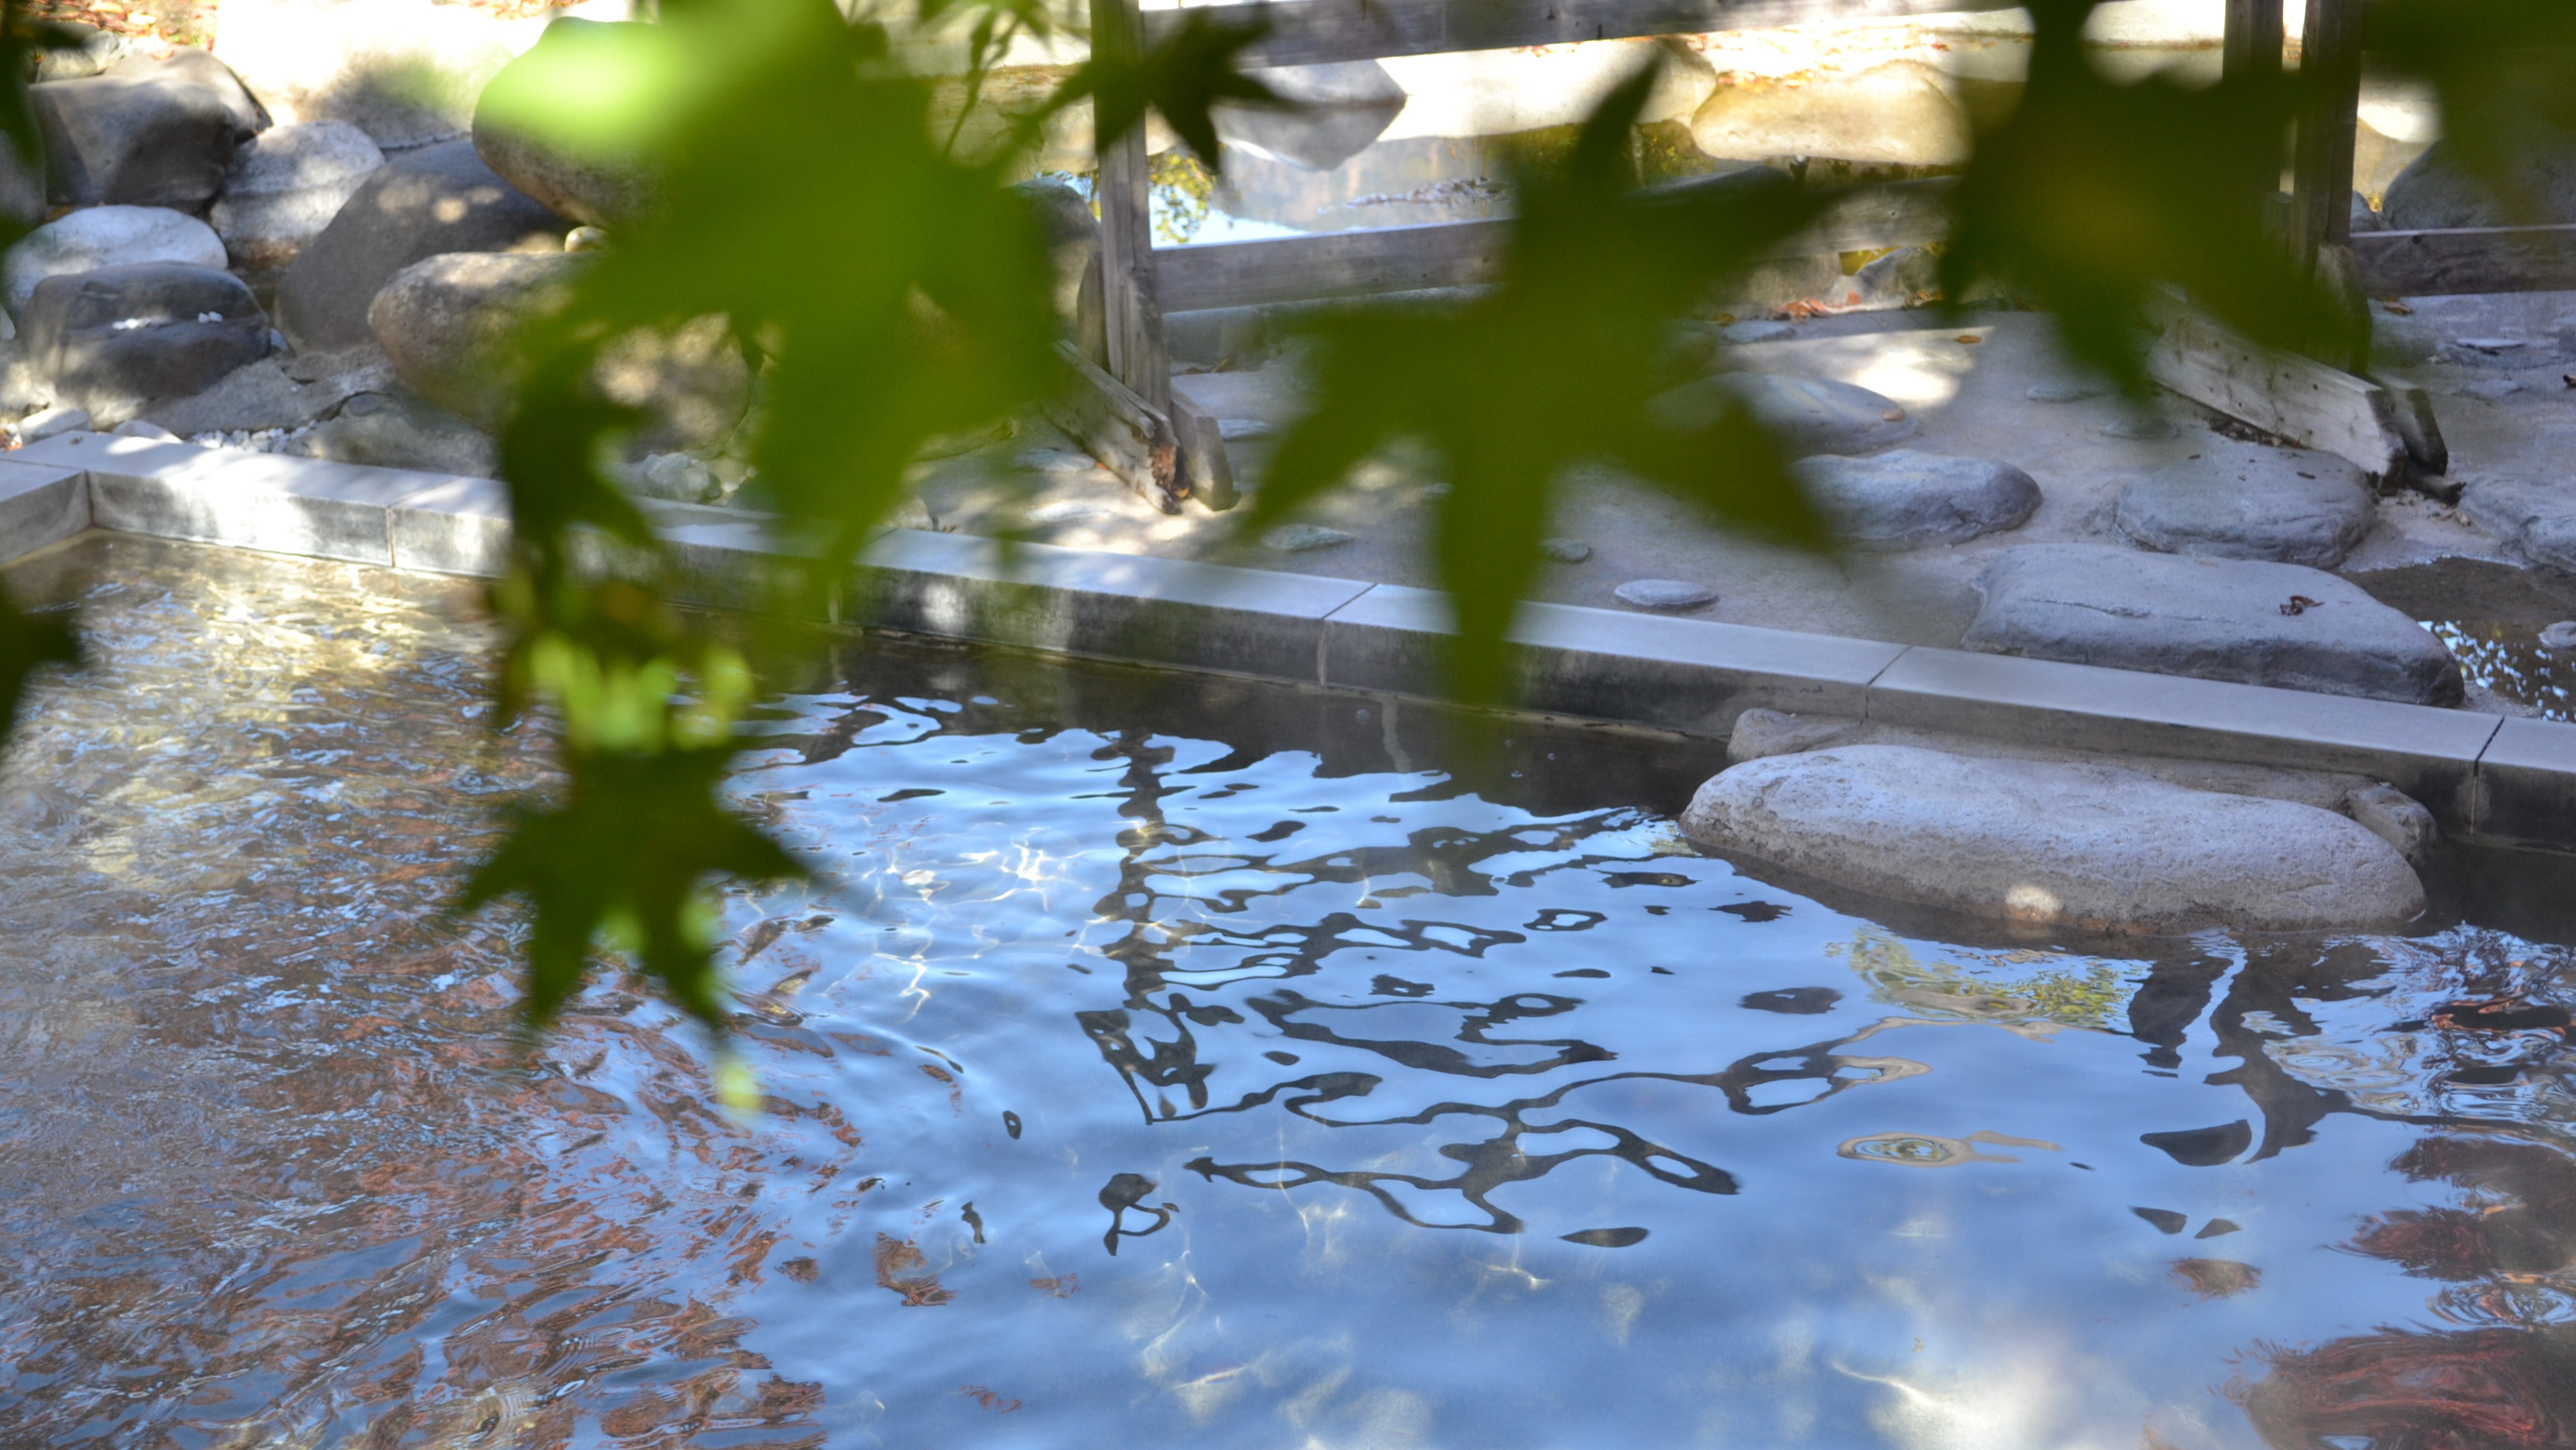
[5,432,2573,850]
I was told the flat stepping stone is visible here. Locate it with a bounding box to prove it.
[1682,745,2423,933]
[2113,442,2374,568]
[1963,544,2464,705]
[1538,536,1592,563]
[1654,372,1917,456]
[1792,449,2041,550]
[1615,578,1716,610]
[1262,523,1353,552]
[2541,621,2576,653]
[2026,381,2100,403]
[2461,476,2576,574]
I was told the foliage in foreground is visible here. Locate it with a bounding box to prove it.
[0,0,2565,1040]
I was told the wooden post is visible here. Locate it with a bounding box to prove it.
[2288,0,2361,258]
[2223,0,2281,84]
[1090,0,1170,417]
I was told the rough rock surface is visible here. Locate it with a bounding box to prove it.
[1658,371,1916,456]
[2460,475,2576,575]
[214,0,541,149]
[290,388,497,476]
[2113,443,2376,568]
[138,354,392,437]
[369,251,749,449]
[1215,60,1407,172]
[2,206,227,320]
[1681,744,2426,933]
[1689,61,1970,167]
[2382,140,2576,229]
[31,50,265,210]
[24,263,271,421]
[471,20,665,229]
[1963,545,2464,705]
[1792,449,2040,549]
[1852,244,1941,309]
[209,120,385,270]
[276,140,566,351]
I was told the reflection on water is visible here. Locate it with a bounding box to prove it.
[5,534,2576,1448]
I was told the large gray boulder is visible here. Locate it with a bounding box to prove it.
[1963,544,2464,705]
[276,140,567,351]
[2381,140,2576,229]
[2459,475,2576,575]
[1215,60,1407,172]
[290,388,498,477]
[1792,449,2039,549]
[471,20,666,230]
[31,49,264,210]
[1656,371,1918,456]
[370,251,748,449]
[209,120,385,270]
[1690,60,1971,167]
[24,263,271,422]
[1681,744,2425,933]
[2113,443,2376,568]
[2,206,228,321]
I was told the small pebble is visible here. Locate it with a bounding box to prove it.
[1218,417,1275,442]
[2026,382,2100,403]
[2461,378,2523,400]
[1614,578,1717,611]
[2541,621,2576,654]
[1538,537,1592,564]
[565,225,610,253]
[1720,320,1796,345]
[1263,523,1354,553]
[2102,415,2179,440]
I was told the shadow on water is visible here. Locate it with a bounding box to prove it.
[5,533,2575,1448]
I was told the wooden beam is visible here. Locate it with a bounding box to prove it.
[1146,0,2023,69]
[1156,178,1954,312]
[1043,341,1185,512]
[2288,0,2361,258]
[1092,0,1169,413]
[2354,223,2576,295]
[2146,296,2417,486]
[2222,0,2282,82]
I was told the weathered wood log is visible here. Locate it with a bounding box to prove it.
[2354,223,2576,296]
[1156,178,1953,312]
[1092,0,1170,413]
[1043,339,1184,512]
[2146,294,2428,488]
[1166,388,1239,512]
[1145,0,2021,69]
[2288,0,2361,259]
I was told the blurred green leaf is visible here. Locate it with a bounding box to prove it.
[2367,0,2576,223]
[0,594,78,739]
[1252,67,1827,705]
[459,744,806,1033]
[1049,7,1281,168]
[1939,0,2351,388]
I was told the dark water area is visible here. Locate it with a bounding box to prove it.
[2352,557,2576,723]
[4,533,2575,1449]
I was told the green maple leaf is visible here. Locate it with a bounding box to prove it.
[457,745,806,1033]
[1048,8,1283,169]
[1251,66,1828,705]
[1940,0,2354,388]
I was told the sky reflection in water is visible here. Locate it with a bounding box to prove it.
[2,535,2572,1449]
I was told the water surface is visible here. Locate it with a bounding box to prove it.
[4,535,2573,1449]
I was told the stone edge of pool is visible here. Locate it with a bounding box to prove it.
[4,434,2572,853]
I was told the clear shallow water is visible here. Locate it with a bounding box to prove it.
[4,536,2576,1449]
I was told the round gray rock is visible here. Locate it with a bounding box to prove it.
[277,139,567,352]
[30,49,264,211]
[2541,621,2576,654]
[2460,475,2576,575]
[1964,544,2464,706]
[2383,140,2576,230]
[1656,371,1916,456]
[24,262,271,421]
[2,205,226,320]
[1615,578,1717,610]
[2114,443,2375,568]
[210,120,385,270]
[1792,449,2041,550]
[1681,744,2425,933]
[472,21,666,229]
[1538,536,1592,563]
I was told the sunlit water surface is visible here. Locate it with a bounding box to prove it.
[3,535,2573,1450]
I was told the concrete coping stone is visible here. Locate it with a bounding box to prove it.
[0,433,2569,851]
